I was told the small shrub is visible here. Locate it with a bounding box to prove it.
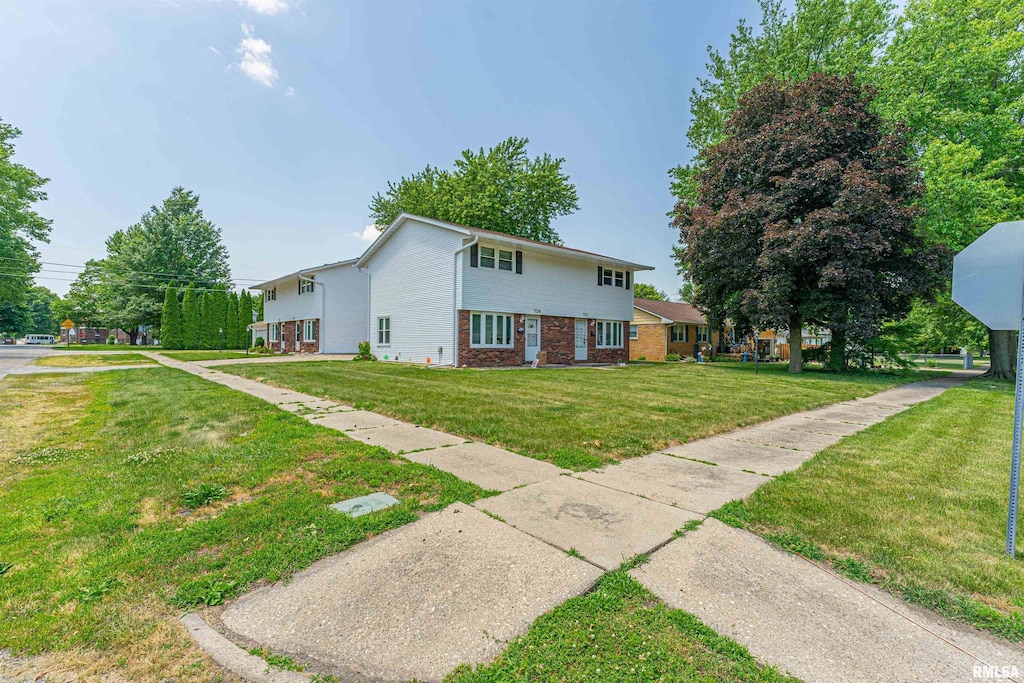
[255,336,265,347]
[248,345,274,354]
[171,577,238,607]
[107,335,116,345]
[355,340,376,361]
[665,353,681,362]
[637,355,646,361]
[182,483,228,509]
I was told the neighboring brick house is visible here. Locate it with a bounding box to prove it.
[357,214,653,368]
[630,299,731,361]
[59,327,134,345]
[252,260,368,355]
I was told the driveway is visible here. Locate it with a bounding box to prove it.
[0,345,54,381]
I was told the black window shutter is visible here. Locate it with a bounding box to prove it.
[515,250,523,274]
[298,280,301,295]
[470,244,479,267]
[597,266,603,286]
[626,271,631,288]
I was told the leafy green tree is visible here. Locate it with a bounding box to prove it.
[677,282,696,305]
[181,284,200,349]
[226,292,240,349]
[370,136,579,244]
[0,285,59,336]
[633,283,667,301]
[674,74,945,373]
[199,291,213,349]
[874,0,1024,377]
[160,282,182,350]
[0,118,52,317]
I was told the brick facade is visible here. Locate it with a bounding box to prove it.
[457,311,629,368]
[630,324,666,361]
[279,319,320,354]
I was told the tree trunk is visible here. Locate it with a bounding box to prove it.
[127,327,139,346]
[984,328,1016,380]
[788,314,803,373]
[828,329,847,371]
[717,324,726,353]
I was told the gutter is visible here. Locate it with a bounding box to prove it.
[452,236,479,368]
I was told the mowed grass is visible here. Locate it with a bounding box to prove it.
[223,361,918,469]
[0,369,483,682]
[721,379,1024,639]
[33,353,156,367]
[448,569,796,683]
[157,350,275,361]
[49,345,154,351]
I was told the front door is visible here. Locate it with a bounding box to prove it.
[525,317,540,362]
[574,319,588,362]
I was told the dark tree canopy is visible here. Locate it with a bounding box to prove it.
[369,137,579,244]
[673,73,946,372]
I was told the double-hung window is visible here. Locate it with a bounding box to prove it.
[471,312,514,348]
[596,321,623,348]
[498,249,513,271]
[269,323,279,342]
[697,325,709,342]
[377,317,391,345]
[265,287,276,302]
[480,246,495,269]
[303,319,316,341]
[299,277,314,295]
[614,271,624,287]
[629,325,638,340]
[670,324,688,343]
[602,268,613,286]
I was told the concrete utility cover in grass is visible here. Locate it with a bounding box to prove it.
[732,425,842,452]
[304,410,401,431]
[403,442,568,491]
[579,452,769,512]
[218,503,602,682]
[329,492,399,517]
[345,424,465,453]
[633,519,1024,683]
[474,476,698,570]
[661,437,813,478]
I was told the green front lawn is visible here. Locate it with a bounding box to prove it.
[157,350,277,361]
[448,567,796,683]
[50,345,156,351]
[33,353,156,367]
[0,369,483,681]
[222,361,918,469]
[717,379,1024,640]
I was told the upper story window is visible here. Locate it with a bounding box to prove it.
[615,271,624,287]
[265,287,276,302]
[599,267,631,288]
[596,321,623,348]
[602,268,613,286]
[471,244,523,274]
[299,277,314,294]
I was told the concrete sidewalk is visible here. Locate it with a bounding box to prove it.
[145,351,1003,682]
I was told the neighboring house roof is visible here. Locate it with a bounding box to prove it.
[633,298,707,325]
[251,259,359,290]
[357,213,654,271]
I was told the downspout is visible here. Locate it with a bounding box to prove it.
[298,274,326,354]
[358,266,371,355]
[452,236,479,368]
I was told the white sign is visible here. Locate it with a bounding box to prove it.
[952,221,1024,330]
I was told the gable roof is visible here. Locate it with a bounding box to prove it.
[357,213,654,271]
[250,259,358,290]
[634,298,707,325]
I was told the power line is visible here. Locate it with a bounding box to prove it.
[0,256,270,283]
[0,271,261,292]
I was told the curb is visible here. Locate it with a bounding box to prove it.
[180,613,309,683]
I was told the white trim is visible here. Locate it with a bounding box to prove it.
[377,316,391,346]
[470,311,514,348]
[524,316,541,362]
[596,320,624,348]
[303,319,316,342]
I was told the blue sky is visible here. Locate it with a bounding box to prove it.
[2,0,759,297]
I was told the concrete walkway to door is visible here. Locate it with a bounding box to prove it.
[144,351,1017,683]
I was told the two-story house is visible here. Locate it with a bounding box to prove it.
[356,214,653,367]
[252,259,368,354]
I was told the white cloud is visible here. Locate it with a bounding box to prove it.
[285,85,296,97]
[208,46,221,55]
[352,225,381,242]
[238,0,289,14]
[235,23,278,87]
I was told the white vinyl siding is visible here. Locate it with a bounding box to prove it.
[464,249,634,322]
[596,321,623,348]
[471,312,513,348]
[365,219,461,364]
[260,265,367,353]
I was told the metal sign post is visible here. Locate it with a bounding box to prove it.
[1008,294,1024,557]
[952,221,1024,557]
